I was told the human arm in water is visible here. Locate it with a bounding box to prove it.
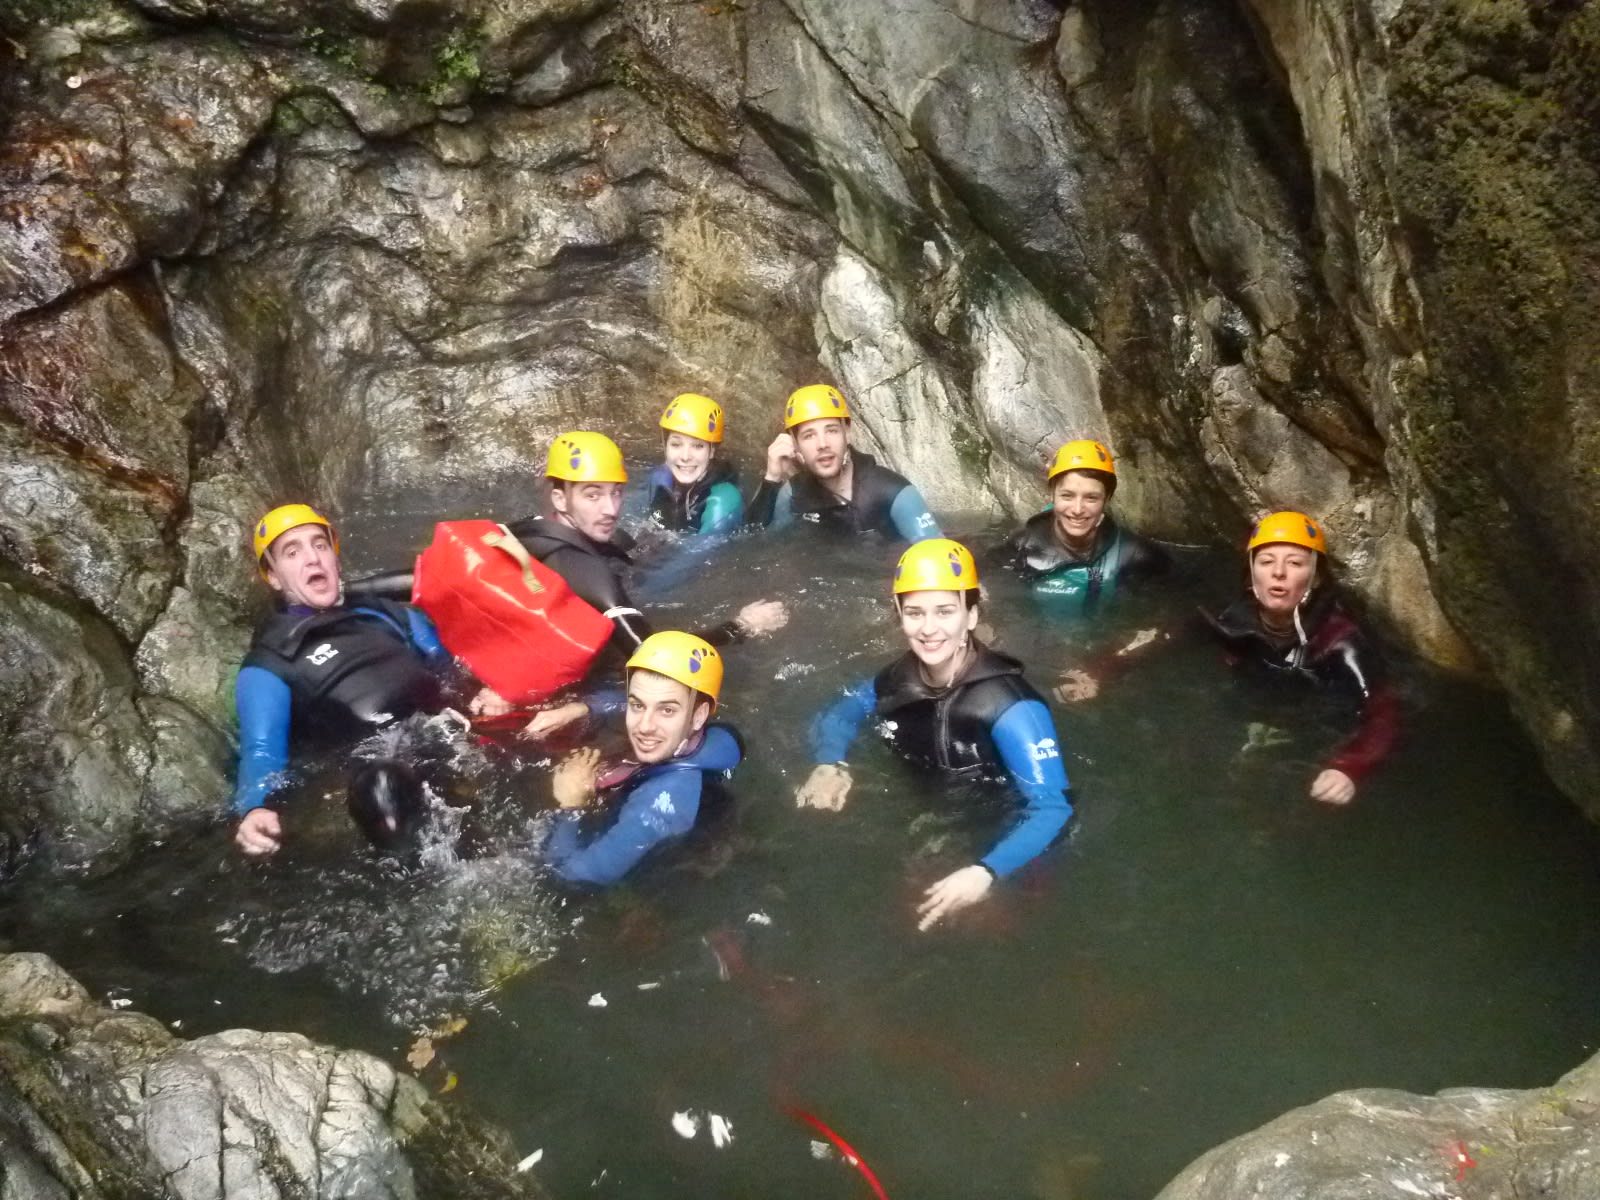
[796,677,878,809]
[519,687,624,741]
[888,485,941,541]
[917,697,1075,930]
[232,666,293,856]
[544,751,703,886]
[1311,628,1400,804]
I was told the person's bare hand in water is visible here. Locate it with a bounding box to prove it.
[1053,668,1098,703]
[737,599,789,637]
[468,686,512,718]
[235,808,282,857]
[1309,768,1356,805]
[553,747,602,809]
[520,701,588,740]
[795,763,852,811]
[916,864,994,931]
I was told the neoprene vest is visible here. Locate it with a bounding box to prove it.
[648,461,740,533]
[873,643,1043,778]
[599,722,744,824]
[241,599,442,740]
[1008,511,1163,612]
[789,451,910,537]
[1202,588,1376,695]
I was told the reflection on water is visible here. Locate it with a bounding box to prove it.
[4,487,1600,1199]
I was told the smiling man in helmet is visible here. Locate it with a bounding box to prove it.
[542,631,742,886]
[746,384,942,541]
[233,504,509,857]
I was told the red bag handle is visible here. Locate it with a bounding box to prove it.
[479,525,545,595]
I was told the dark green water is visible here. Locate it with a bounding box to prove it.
[5,484,1600,1200]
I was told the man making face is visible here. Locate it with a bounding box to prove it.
[746,384,942,541]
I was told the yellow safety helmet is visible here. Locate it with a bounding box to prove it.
[1048,439,1116,482]
[783,383,850,429]
[1247,510,1327,556]
[625,631,723,709]
[546,431,628,484]
[893,537,980,595]
[252,503,337,578]
[660,393,725,444]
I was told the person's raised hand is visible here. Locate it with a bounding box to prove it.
[916,864,993,931]
[520,701,589,740]
[1309,768,1356,805]
[235,808,283,857]
[1053,668,1099,704]
[795,763,851,811]
[469,686,513,718]
[553,747,603,809]
[764,432,797,482]
[737,599,789,637]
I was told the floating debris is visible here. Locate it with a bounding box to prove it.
[515,1149,543,1172]
[746,911,773,926]
[708,1113,734,1148]
[587,992,607,1008]
[671,1111,700,1139]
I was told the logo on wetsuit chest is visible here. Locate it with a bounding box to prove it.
[306,643,339,666]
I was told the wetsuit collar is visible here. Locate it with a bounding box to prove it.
[792,450,878,510]
[1207,585,1338,648]
[876,639,1024,709]
[594,724,743,790]
[519,515,634,561]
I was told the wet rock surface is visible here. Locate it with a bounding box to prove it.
[1158,1049,1600,1200]
[0,951,546,1200]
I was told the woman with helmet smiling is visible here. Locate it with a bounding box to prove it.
[796,539,1074,930]
[646,393,745,536]
[992,438,1167,615]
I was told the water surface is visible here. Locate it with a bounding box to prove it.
[5,485,1599,1199]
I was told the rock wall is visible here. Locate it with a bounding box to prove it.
[0,951,546,1199]
[0,1,1595,840]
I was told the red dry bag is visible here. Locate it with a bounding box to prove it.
[411,520,614,705]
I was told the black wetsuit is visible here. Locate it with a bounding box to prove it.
[505,516,743,663]
[233,599,453,827]
[746,451,940,539]
[1202,587,1400,783]
[992,511,1168,614]
[647,460,744,534]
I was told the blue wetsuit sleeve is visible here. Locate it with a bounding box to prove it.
[233,666,293,815]
[769,482,796,529]
[889,486,942,540]
[585,688,626,718]
[699,482,744,536]
[981,699,1074,878]
[546,769,703,886]
[404,607,450,665]
[810,677,878,763]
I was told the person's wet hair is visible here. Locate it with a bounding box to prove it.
[347,759,427,852]
[1054,467,1116,500]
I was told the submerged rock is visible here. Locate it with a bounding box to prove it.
[1157,1050,1600,1199]
[0,951,547,1199]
